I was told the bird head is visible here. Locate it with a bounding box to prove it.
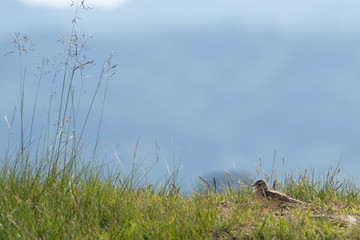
[252,179,269,190]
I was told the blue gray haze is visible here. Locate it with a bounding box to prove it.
[1,0,360,188]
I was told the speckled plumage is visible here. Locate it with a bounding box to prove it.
[253,179,305,208]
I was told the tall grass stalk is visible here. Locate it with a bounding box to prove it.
[4,0,115,188]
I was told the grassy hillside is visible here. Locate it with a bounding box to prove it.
[1,161,360,239]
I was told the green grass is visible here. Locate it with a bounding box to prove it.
[1,162,360,239]
[1,1,360,239]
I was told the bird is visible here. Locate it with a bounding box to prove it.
[253,179,305,209]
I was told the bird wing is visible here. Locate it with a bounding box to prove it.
[266,190,303,204]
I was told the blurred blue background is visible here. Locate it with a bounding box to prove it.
[1,0,360,188]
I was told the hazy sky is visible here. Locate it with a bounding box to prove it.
[2,0,360,188]
[3,0,360,34]
[19,0,129,9]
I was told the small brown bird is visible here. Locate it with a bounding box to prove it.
[253,179,305,209]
